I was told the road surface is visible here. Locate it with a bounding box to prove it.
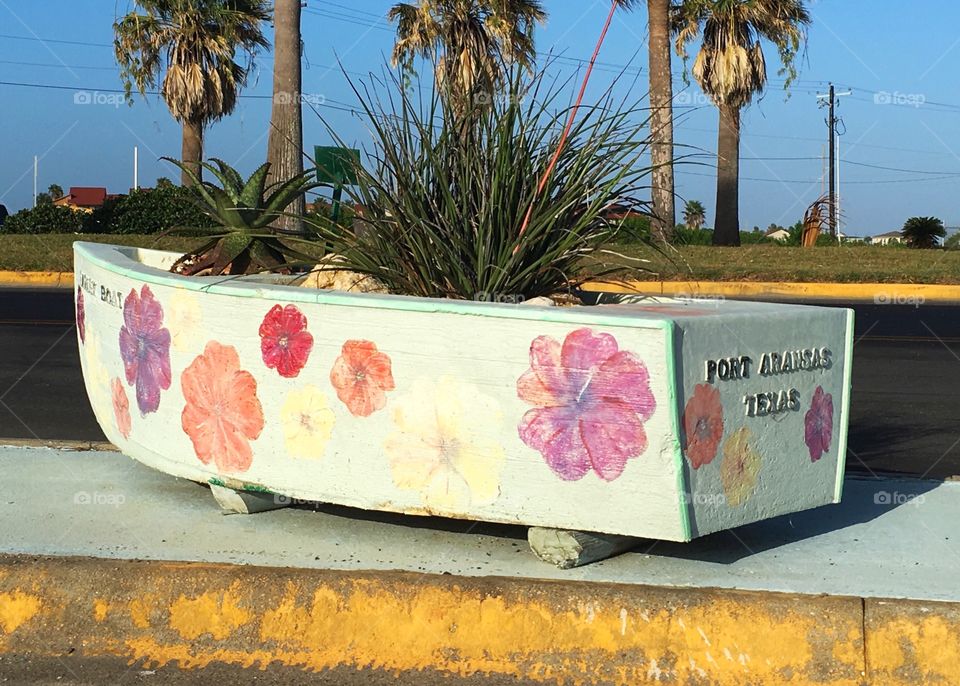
[1,287,958,479]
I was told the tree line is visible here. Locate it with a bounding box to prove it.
[113,0,810,247]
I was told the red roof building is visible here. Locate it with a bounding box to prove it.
[53,187,114,212]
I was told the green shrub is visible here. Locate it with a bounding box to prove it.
[611,215,652,244]
[1,203,87,234]
[673,226,714,245]
[87,185,214,234]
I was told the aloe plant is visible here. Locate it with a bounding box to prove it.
[163,157,321,275]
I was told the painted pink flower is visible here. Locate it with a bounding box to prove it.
[181,341,264,473]
[683,383,724,469]
[805,386,834,462]
[111,377,131,439]
[330,340,395,417]
[76,287,86,344]
[259,304,313,378]
[119,285,171,415]
[517,328,656,481]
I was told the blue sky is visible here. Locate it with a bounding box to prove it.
[2,0,960,236]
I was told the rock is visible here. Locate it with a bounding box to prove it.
[520,296,557,307]
[300,256,389,294]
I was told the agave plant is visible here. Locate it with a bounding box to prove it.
[164,158,321,276]
[304,66,654,300]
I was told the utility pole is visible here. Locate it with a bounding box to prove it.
[133,146,139,190]
[32,156,38,208]
[816,84,851,238]
[828,84,835,235]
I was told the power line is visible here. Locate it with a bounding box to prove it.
[0,59,116,71]
[313,1,387,21]
[0,33,112,48]
[843,159,960,176]
[676,169,960,185]
[303,8,392,32]
[0,79,367,115]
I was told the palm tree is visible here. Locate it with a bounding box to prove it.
[902,216,945,249]
[114,0,271,185]
[266,0,304,232]
[674,0,809,246]
[683,199,706,229]
[647,0,675,241]
[388,0,547,113]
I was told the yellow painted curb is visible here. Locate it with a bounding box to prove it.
[0,555,873,684]
[865,598,960,685]
[2,270,958,302]
[583,280,960,302]
[0,271,73,288]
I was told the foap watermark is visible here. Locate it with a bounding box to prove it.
[874,293,924,308]
[675,292,725,306]
[474,291,526,305]
[73,90,124,107]
[273,494,314,506]
[873,90,926,108]
[680,492,727,507]
[674,91,712,107]
[73,490,126,507]
[470,91,527,108]
[874,490,925,507]
[273,91,326,106]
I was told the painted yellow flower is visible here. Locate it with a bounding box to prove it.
[280,385,335,459]
[167,290,202,353]
[720,427,762,507]
[81,330,111,420]
[385,376,505,510]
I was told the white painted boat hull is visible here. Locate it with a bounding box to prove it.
[74,242,853,541]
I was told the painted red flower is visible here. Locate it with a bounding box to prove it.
[517,328,656,482]
[76,287,86,344]
[330,340,395,417]
[805,386,834,462]
[181,341,264,473]
[683,383,724,468]
[119,285,172,416]
[111,377,131,439]
[259,304,313,378]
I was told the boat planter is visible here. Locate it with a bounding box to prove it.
[75,241,853,543]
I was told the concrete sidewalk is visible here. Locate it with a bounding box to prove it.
[1,444,959,685]
[0,445,954,601]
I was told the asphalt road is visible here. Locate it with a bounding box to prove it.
[1,287,959,479]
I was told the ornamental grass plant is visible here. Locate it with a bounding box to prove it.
[306,67,657,300]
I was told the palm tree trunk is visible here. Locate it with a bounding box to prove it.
[266,0,305,233]
[181,118,204,185]
[714,103,741,246]
[647,0,675,241]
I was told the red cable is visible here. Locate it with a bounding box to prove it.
[515,0,622,250]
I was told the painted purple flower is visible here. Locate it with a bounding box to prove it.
[76,287,85,344]
[517,328,656,482]
[119,285,172,415]
[804,386,834,462]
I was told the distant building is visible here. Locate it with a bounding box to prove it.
[838,231,866,243]
[871,230,904,246]
[764,227,790,242]
[601,203,648,221]
[53,187,119,213]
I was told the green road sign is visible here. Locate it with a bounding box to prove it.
[314,146,360,186]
